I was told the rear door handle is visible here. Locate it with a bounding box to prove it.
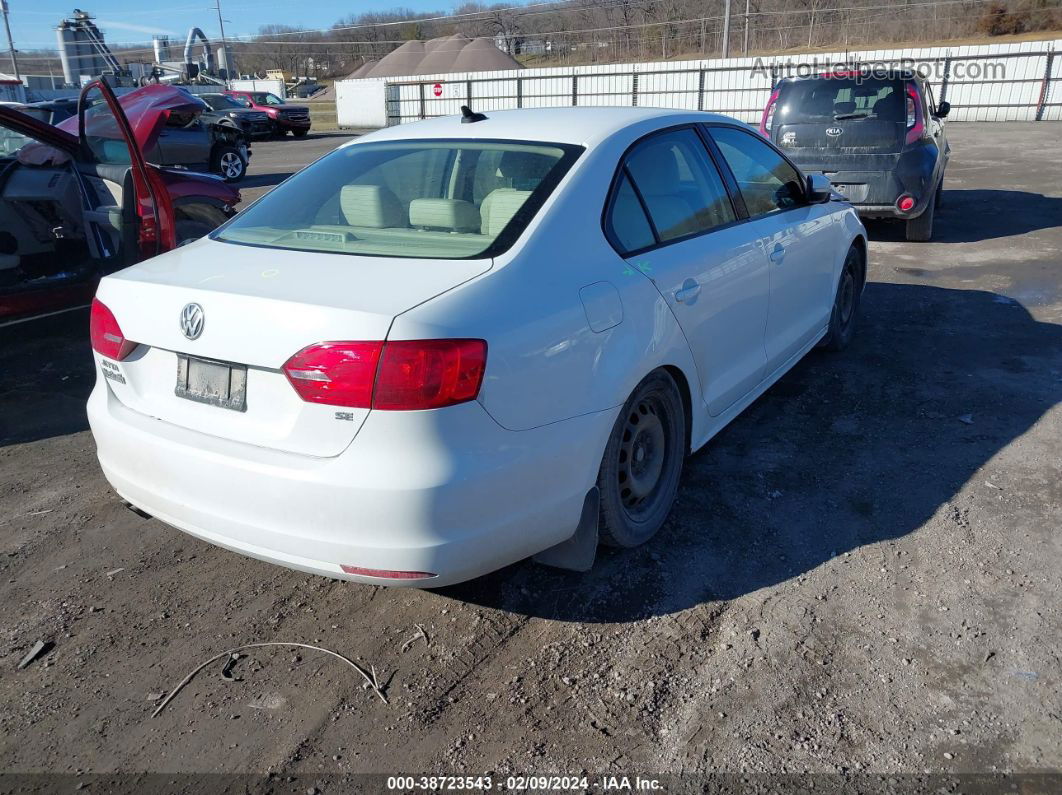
[674,279,700,303]
[769,243,786,264]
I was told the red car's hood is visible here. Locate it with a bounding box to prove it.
[57,83,205,152]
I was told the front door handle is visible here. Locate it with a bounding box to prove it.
[674,279,700,303]
[769,243,786,264]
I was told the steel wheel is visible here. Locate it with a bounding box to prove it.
[597,370,686,548]
[837,265,856,327]
[820,244,863,352]
[618,395,668,518]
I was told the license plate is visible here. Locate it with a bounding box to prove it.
[175,355,247,412]
[833,183,850,195]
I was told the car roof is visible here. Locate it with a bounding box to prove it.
[350,106,741,148]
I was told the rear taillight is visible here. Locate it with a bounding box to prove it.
[905,82,924,145]
[374,339,486,410]
[89,298,137,361]
[282,339,487,411]
[760,88,780,136]
[897,194,916,212]
[283,341,383,408]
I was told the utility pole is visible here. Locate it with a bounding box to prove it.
[1,0,20,81]
[214,0,233,78]
[743,0,751,56]
[722,0,732,59]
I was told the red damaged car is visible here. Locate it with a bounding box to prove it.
[0,80,240,324]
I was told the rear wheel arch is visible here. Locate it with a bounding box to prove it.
[660,364,693,456]
[850,234,868,288]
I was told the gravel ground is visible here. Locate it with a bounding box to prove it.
[0,123,1059,790]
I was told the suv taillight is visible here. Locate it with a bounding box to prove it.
[283,339,487,410]
[760,88,780,136]
[905,82,924,145]
[89,298,136,361]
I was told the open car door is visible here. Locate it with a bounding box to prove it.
[77,79,176,261]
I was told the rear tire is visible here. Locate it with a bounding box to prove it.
[905,188,937,241]
[175,219,214,246]
[175,203,230,246]
[820,244,863,352]
[597,371,686,548]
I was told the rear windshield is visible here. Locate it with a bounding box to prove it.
[776,77,905,124]
[215,138,583,259]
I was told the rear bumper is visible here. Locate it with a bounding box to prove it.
[88,379,614,587]
[788,147,939,219]
[802,169,930,218]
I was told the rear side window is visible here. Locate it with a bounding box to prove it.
[776,77,906,123]
[606,172,656,254]
[608,128,735,253]
[710,126,804,218]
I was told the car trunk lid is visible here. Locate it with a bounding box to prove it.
[95,239,490,457]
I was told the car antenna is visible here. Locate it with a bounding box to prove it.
[460,105,487,124]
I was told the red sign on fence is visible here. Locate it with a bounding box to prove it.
[432,83,443,97]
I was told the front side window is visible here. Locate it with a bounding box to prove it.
[216,139,582,259]
[621,128,735,245]
[710,126,804,218]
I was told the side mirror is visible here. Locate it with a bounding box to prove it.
[936,101,951,118]
[806,174,833,204]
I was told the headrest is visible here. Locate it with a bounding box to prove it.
[409,198,480,232]
[480,189,532,236]
[497,151,554,188]
[340,184,405,228]
[833,100,857,115]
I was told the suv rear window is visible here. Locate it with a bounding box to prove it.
[215,139,583,259]
[776,77,905,124]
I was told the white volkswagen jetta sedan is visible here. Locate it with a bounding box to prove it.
[88,106,866,587]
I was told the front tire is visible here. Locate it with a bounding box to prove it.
[212,146,246,182]
[820,244,863,352]
[292,128,309,138]
[597,370,686,548]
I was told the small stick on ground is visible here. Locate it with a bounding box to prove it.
[151,641,388,718]
[400,623,430,652]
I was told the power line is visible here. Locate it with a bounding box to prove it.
[11,0,1060,64]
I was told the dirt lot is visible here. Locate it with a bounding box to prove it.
[0,124,1059,790]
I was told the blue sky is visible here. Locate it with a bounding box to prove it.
[7,0,466,68]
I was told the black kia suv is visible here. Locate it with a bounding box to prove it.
[761,68,950,241]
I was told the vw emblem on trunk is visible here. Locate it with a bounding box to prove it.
[825,127,843,136]
[180,303,204,340]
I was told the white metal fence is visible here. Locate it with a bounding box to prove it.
[335,38,1061,128]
